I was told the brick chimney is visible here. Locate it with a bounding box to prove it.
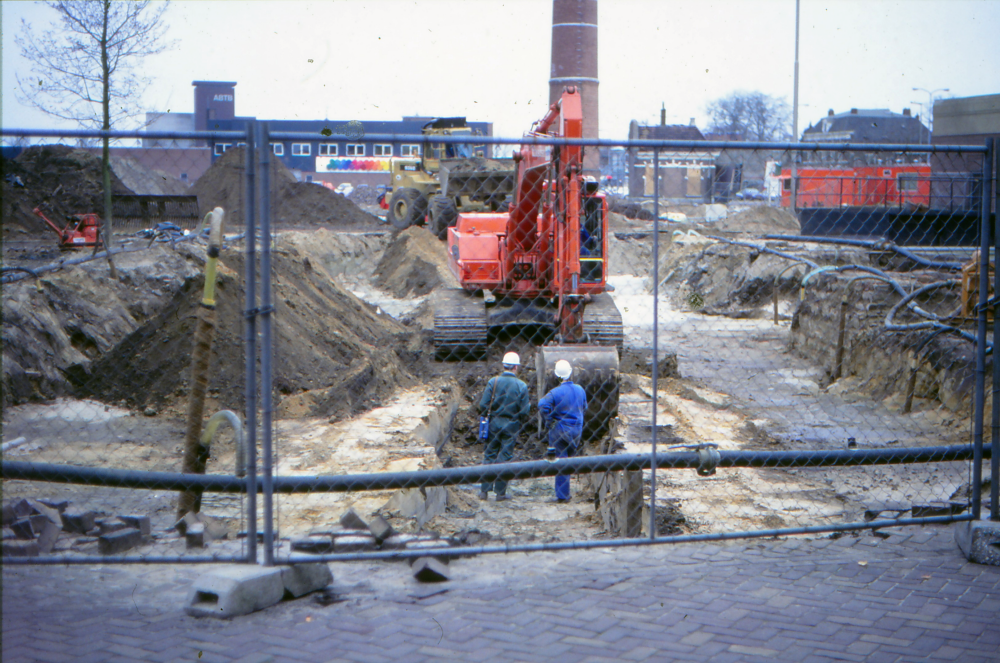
[549,0,599,175]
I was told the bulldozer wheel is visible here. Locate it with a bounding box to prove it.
[428,196,459,240]
[387,188,427,230]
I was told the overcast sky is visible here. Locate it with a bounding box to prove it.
[2,0,998,140]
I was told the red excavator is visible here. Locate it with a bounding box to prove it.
[33,207,101,250]
[433,87,622,438]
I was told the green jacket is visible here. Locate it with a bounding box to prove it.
[479,371,530,423]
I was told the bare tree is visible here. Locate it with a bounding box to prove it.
[15,1,172,273]
[15,1,171,130]
[705,91,792,142]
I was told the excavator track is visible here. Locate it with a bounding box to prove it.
[432,288,488,358]
[582,292,624,349]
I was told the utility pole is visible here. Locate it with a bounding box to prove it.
[791,0,800,212]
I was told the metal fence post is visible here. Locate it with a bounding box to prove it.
[973,138,994,521]
[256,122,275,565]
[988,137,999,522]
[244,122,258,563]
[650,147,660,540]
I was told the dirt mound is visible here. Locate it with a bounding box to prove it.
[1,145,132,237]
[79,241,423,421]
[712,205,800,235]
[276,181,382,229]
[373,226,460,297]
[191,147,381,230]
[190,147,294,230]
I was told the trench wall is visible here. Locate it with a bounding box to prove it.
[787,271,987,420]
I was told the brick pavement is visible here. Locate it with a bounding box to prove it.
[3,525,999,662]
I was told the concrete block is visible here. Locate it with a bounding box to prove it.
[1,502,16,526]
[1,527,15,540]
[186,523,207,549]
[368,515,395,543]
[2,540,39,557]
[26,499,62,524]
[11,518,35,540]
[118,515,151,536]
[333,534,377,553]
[174,511,199,536]
[176,512,230,540]
[201,515,232,540]
[291,536,334,554]
[98,528,143,555]
[97,519,130,535]
[37,519,61,554]
[38,499,70,513]
[11,499,35,518]
[186,566,285,618]
[28,514,50,533]
[61,510,96,534]
[412,557,450,582]
[281,563,333,598]
[955,520,1000,566]
[339,508,368,531]
[384,487,448,528]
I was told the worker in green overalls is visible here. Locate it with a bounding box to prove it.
[478,352,530,502]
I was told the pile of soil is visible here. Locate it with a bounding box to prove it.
[276,181,382,229]
[1,145,132,238]
[373,226,460,297]
[78,243,426,422]
[191,148,381,231]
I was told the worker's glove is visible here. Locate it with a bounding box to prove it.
[545,447,557,462]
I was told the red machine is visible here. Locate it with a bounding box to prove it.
[433,87,622,438]
[32,207,101,250]
[778,164,931,208]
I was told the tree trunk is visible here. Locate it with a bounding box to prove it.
[100,0,118,279]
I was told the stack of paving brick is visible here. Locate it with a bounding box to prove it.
[1,498,152,557]
[288,508,455,581]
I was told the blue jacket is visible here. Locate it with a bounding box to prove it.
[538,380,587,439]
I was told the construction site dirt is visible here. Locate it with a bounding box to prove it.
[1,145,986,556]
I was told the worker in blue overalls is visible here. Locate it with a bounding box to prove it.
[538,359,587,502]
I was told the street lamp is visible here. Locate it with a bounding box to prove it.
[912,87,949,144]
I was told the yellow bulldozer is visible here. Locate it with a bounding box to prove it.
[384,118,517,239]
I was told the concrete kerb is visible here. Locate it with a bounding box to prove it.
[954,519,1000,566]
[186,563,333,618]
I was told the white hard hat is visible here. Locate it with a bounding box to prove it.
[502,352,520,367]
[555,360,572,379]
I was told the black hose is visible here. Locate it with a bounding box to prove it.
[763,234,964,271]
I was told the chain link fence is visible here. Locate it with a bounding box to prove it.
[2,123,995,566]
